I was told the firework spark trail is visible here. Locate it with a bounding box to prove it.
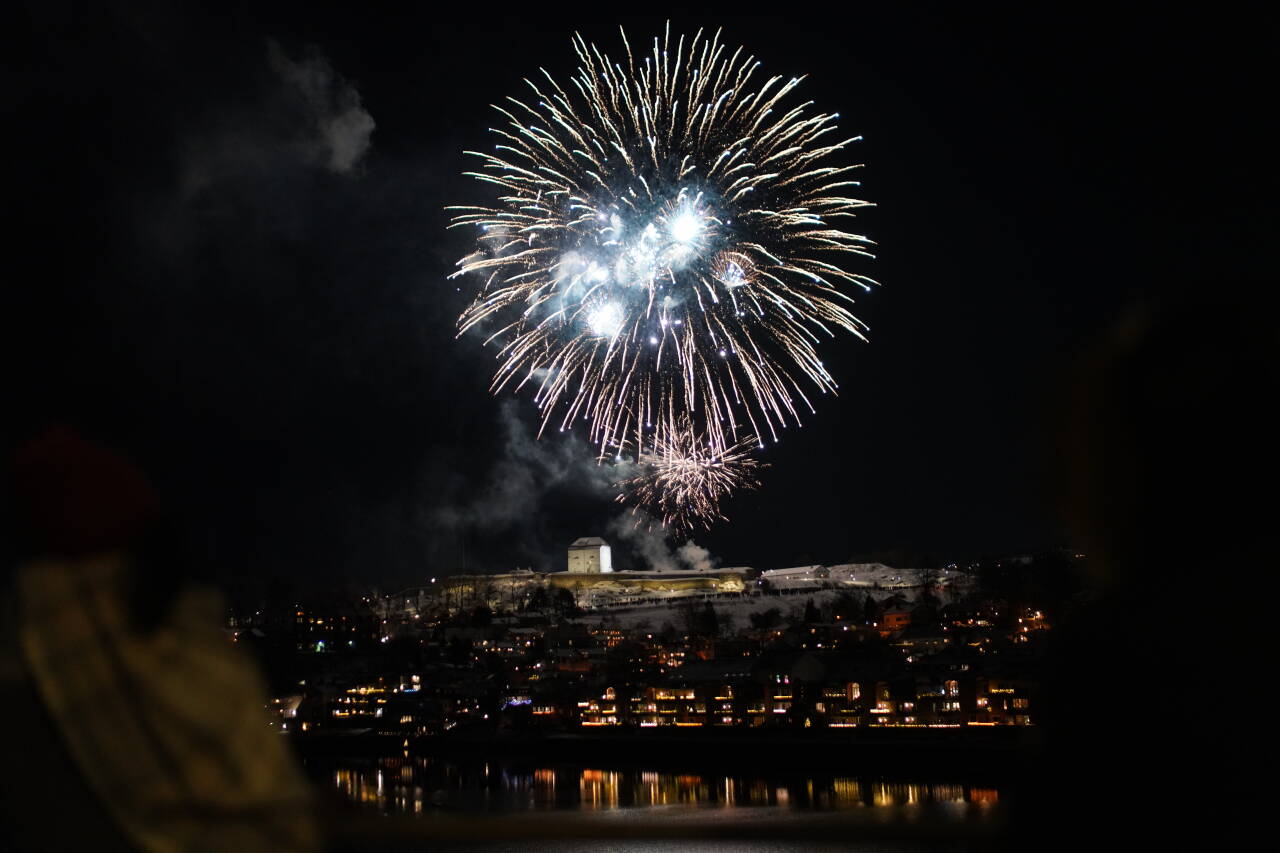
[450,25,874,528]
[615,418,767,535]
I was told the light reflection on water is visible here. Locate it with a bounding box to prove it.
[318,756,1001,821]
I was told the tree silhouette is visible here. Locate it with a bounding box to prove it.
[803,598,820,624]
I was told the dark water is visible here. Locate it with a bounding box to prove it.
[308,755,1003,851]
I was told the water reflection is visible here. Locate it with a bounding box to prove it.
[321,757,1000,821]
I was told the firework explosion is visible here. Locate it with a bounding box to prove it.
[615,418,766,533]
[451,25,874,529]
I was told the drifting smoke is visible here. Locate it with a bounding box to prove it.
[266,40,376,174]
[608,512,678,572]
[609,512,720,573]
[676,540,717,572]
[435,400,625,531]
[177,39,375,197]
[436,404,722,573]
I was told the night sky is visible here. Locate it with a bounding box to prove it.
[8,5,1267,590]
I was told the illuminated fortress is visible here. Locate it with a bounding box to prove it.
[567,537,613,573]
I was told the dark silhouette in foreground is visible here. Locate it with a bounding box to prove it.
[1011,296,1271,848]
[2,427,319,852]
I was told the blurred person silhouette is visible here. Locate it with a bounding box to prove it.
[1,425,319,852]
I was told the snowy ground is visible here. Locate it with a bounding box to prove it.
[384,563,975,625]
[576,589,846,631]
[575,577,975,633]
[571,561,980,629]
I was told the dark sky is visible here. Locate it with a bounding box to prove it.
[7,4,1267,589]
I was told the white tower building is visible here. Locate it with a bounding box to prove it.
[567,537,613,573]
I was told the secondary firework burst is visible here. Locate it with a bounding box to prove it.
[450,24,874,528]
[616,421,767,535]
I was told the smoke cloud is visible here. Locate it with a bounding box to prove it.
[266,40,376,174]
[433,402,721,574]
[676,540,717,572]
[177,39,375,198]
[608,511,720,573]
[608,512,678,572]
[434,400,622,531]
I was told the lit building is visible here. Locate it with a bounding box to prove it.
[567,537,613,574]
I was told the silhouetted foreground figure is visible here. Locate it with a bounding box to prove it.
[1010,296,1272,848]
[2,427,319,852]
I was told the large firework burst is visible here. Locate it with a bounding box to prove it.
[450,25,874,527]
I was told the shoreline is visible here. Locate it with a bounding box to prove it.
[292,727,1036,780]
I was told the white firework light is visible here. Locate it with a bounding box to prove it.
[450,25,875,532]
